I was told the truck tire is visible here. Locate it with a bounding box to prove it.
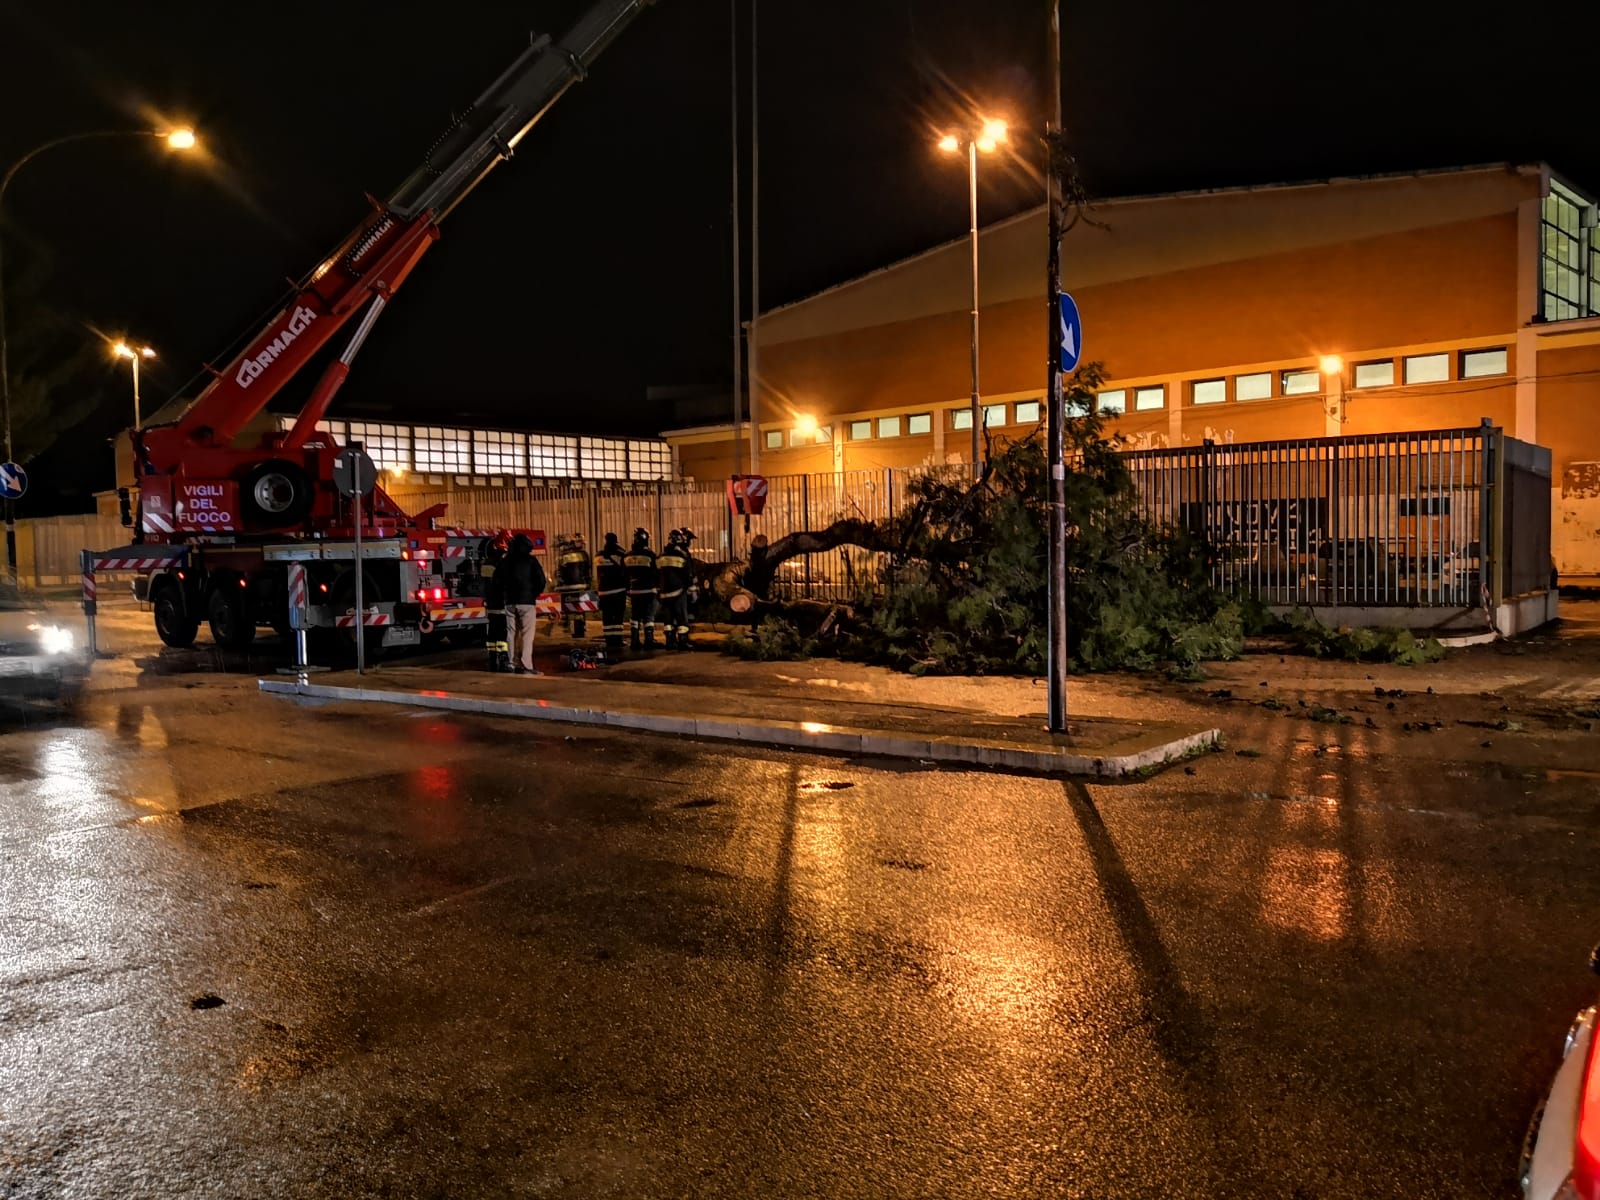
[208,584,257,649]
[152,582,200,648]
[241,459,314,530]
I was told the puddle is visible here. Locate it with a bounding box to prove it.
[800,780,855,792]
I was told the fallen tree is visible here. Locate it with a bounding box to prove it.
[710,362,1248,676]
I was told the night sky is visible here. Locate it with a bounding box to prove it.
[2,0,1593,511]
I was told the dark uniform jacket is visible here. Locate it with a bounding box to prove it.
[656,545,696,599]
[556,545,591,592]
[596,545,629,595]
[623,545,658,595]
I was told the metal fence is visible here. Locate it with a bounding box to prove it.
[1125,423,1547,610]
[12,513,128,587]
[394,465,972,602]
[26,424,1550,614]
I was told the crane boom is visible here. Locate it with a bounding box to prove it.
[140,0,656,475]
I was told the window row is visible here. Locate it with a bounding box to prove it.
[277,419,672,482]
[1094,347,1508,413]
[762,400,1045,448]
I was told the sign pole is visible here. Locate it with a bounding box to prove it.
[1045,0,1069,733]
[352,445,365,676]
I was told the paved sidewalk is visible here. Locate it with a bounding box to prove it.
[258,647,1220,777]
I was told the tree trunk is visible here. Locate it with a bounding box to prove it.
[710,519,904,602]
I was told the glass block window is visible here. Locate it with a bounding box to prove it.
[1541,181,1597,322]
[1281,369,1320,395]
[628,440,672,480]
[472,429,526,475]
[877,415,903,438]
[1192,378,1226,405]
[580,437,630,479]
[765,429,784,450]
[1460,348,1508,378]
[417,427,471,474]
[1402,353,1449,384]
[1235,373,1272,401]
[1133,386,1164,411]
[524,433,575,477]
[849,419,873,440]
[1014,400,1041,424]
[907,413,933,436]
[982,403,1007,427]
[950,408,973,431]
[1353,360,1395,388]
[348,422,413,472]
[1098,389,1126,414]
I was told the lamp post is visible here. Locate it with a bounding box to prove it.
[0,126,197,582]
[938,118,1008,469]
[113,342,156,431]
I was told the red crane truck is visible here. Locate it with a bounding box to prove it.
[100,0,657,654]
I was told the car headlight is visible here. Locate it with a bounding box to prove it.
[27,623,75,655]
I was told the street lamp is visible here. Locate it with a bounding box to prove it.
[0,126,198,582]
[937,117,1008,468]
[113,342,157,431]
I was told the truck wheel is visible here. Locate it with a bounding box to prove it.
[208,585,257,649]
[241,459,314,529]
[152,584,200,648]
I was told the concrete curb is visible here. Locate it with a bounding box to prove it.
[257,678,1219,778]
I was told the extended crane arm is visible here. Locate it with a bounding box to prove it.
[144,0,655,468]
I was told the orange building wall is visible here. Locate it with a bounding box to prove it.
[1537,344,1600,475]
[756,213,1519,429]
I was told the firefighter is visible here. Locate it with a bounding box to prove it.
[623,527,659,650]
[595,532,629,652]
[480,533,511,672]
[554,532,593,638]
[657,527,698,650]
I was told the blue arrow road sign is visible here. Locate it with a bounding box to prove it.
[0,462,26,501]
[1059,291,1083,372]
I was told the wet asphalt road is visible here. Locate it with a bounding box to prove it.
[3,655,1599,1197]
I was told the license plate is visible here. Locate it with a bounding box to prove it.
[384,628,421,647]
[0,659,39,677]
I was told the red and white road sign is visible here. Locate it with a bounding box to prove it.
[559,591,599,614]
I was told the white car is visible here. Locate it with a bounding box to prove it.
[0,582,88,709]
[1522,950,1600,1200]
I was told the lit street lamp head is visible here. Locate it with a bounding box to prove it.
[937,134,960,154]
[163,127,198,151]
[113,342,133,359]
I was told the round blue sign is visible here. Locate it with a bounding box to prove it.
[0,462,27,501]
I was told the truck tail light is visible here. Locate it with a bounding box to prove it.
[414,587,447,602]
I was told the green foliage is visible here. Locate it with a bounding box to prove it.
[1278,608,1445,665]
[835,363,1245,676]
[721,618,814,662]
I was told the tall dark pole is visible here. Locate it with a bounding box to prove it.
[967,141,982,468]
[1045,0,1068,732]
[747,0,761,474]
[729,0,744,479]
